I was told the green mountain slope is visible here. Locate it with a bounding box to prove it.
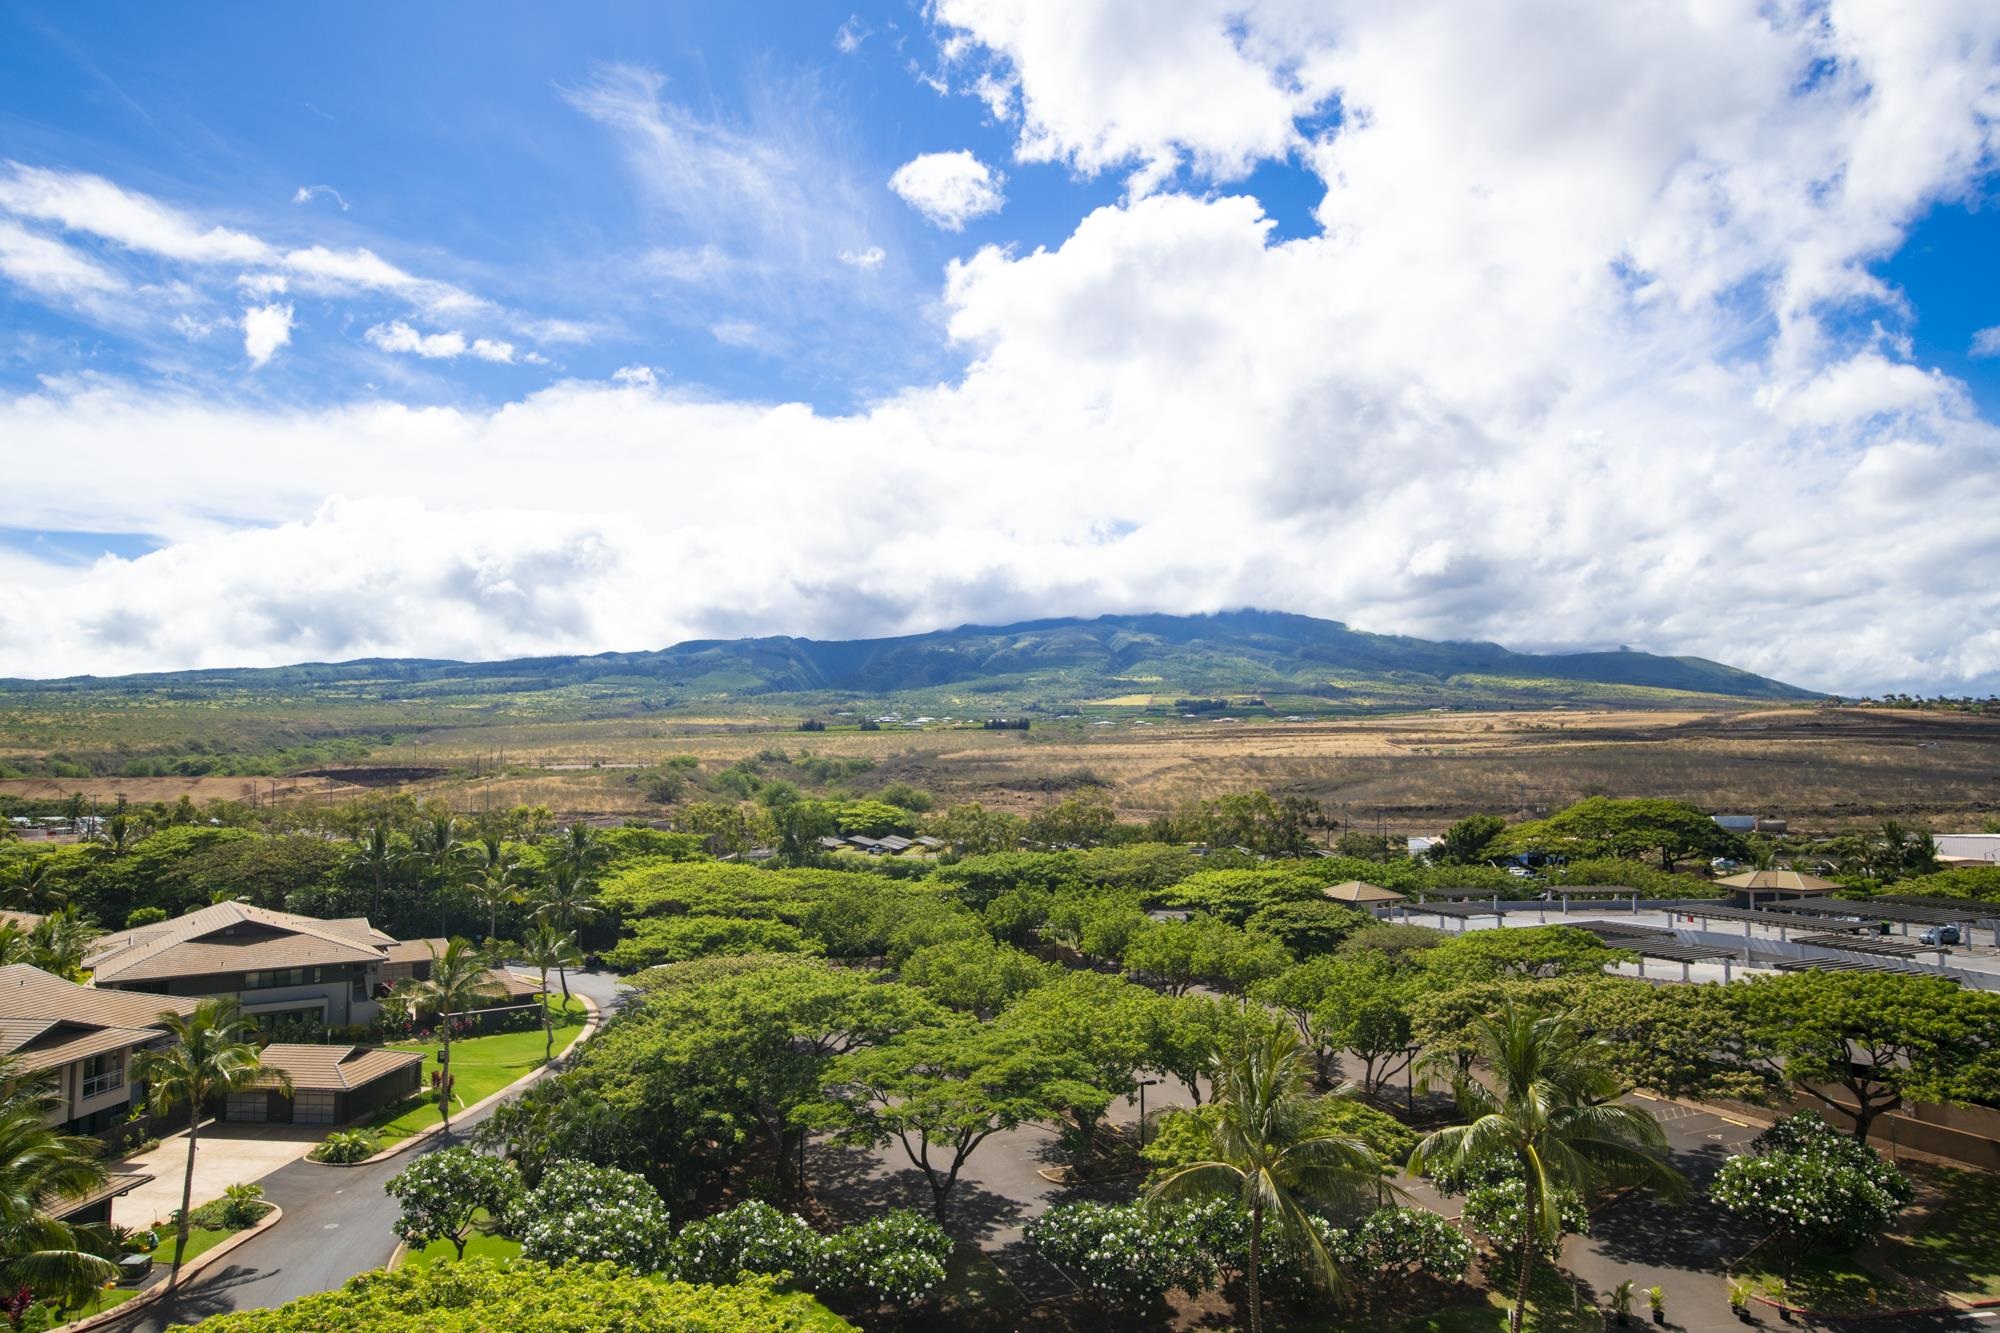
[1,610,1814,707]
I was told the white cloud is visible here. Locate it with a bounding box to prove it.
[839,245,886,270]
[470,338,517,363]
[835,15,870,54]
[709,320,766,349]
[0,218,125,297]
[235,271,288,298]
[0,161,272,263]
[241,302,294,367]
[888,150,1005,230]
[291,184,349,211]
[366,321,466,359]
[1973,326,2000,358]
[5,5,2000,696]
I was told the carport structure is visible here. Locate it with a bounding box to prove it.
[1570,921,1742,981]
[1760,896,1992,945]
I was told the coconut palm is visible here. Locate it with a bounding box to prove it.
[1409,1003,1684,1333]
[0,1056,119,1309]
[466,849,522,944]
[89,814,136,859]
[344,823,405,918]
[0,922,32,967]
[1147,1025,1383,1333]
[531,863,599,1006]
[132,999,290,1289]
[3,860,67,913]
[28,909,98,981]
[520,921,581,1062]
[427,939,502,1137]
[551,822,606,881]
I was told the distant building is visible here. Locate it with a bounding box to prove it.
[1936,834,2000,864]
[227,1043,424,1126]
[0,963,201,1138]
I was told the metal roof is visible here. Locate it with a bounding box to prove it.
[1792,933,1945,957]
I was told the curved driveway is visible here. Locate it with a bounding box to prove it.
[104,970,625,1331]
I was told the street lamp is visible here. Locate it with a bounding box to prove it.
[1136,1078,1161,1148]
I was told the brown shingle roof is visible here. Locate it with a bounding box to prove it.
[385,937,448,966]
[253,1043,422,1092]
[1323,880,1407,905]
[85,903,388,984]
[0,963,201,1030]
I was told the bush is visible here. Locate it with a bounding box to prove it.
[671,1201,823,1286]
[186,1260,852,1332]
[1331,1206,1474,1290]
[515,1159,675,1272]
[125,905,167,927]
[1028,1200,1231,1307]
[188,1184,271,1231]
[817,1210,951,1308]
[310,1130,376,1164]
[1710,1111,1915,1252]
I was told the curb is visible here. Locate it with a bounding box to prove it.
[1749,1294,1957,1321]
[304,993,601,1168]
[54,1204,285,1333]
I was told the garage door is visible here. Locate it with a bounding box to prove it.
[293,1091,338,1125]
[224,1091,266,1122]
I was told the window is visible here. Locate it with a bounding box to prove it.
[242,967,321,990]
[80,1052,123,1099]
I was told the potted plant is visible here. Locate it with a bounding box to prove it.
[1772,1278,1791,1322]
[1611,1279,1636,1325]
[1727,1277,1753,1322]
[1647,1285,1666,1324]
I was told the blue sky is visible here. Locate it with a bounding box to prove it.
[1,2,1998,693]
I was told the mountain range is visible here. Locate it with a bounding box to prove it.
[2,610,1815,711]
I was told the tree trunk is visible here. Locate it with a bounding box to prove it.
[1510,1179,1537,1333]
[168,1109,200,1289]
[1247,1202,1264,1333]
[540,966,553,1063]
[440,1030,453,1136]
[558,962,572,1008]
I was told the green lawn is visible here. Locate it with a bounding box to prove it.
[1376,1260,1607,1333]
[1880,1165,2000,1301]
[399,1210,522,1269]
[360,998,586,1146]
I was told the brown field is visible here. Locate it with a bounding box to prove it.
[335,705,2000,834]
[0,774,345,807]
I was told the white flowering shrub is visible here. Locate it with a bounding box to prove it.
[1330,1206,1474,1285]
[1028,1201,1231,1307]
[1461,1176,1589,1257]
[1710,1111,1914,1251]
[515,1159,675,1272]
[385,1146,521,1260]
[669,1201,823,1286]
[818,1210,952,1308]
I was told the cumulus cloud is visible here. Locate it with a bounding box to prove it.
[888,150,1005,229]
[365,321,522,364]
[1973,326,2000,358]
[241,302,294,367]
[4,4,2000,695]
[0,161,271,263]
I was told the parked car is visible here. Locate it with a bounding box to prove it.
[1920,924,1961,947]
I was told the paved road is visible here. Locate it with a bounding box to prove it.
[105,970,625,1331]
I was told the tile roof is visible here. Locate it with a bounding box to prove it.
[253,1043,423,1092]
[0,963,202,1031]
[0,910,44,931]
[385,937,447,965]
[85,902,388,984]
[1322,880,1408,905]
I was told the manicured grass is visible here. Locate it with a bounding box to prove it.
[399,1210,522,1269]
[362,998,586,1146]
[1880,1165,2000,1301]
[1735,1250,1926,1315]
[61,1284,139,1319]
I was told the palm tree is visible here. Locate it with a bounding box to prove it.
[1148,1026,1383,1333]
[89,814,136,859]
[28,909,98,981]
[427,939,502,1137]
[0,922,32,967]
[132,1000,290,1290]
[344,823,404,918]
[466,848,522,944]
[551,822,606,881]
[413,815,472,937]
[520,922,581,1063]
[3,860,67,913]
[531,864,599,1007]
[0,1056,119,1310]
[1409,1003,1684,1333]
